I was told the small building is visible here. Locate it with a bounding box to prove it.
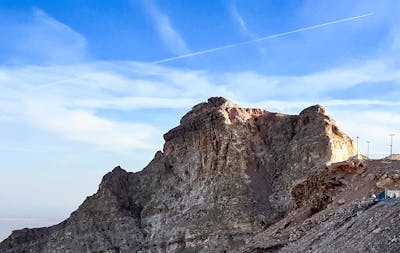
[375,189,400,200]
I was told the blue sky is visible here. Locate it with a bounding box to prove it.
[1,0,400,240]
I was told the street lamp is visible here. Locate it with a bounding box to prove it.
[389,134,395,160]
[366,141,370,159]
[356,136,359,158]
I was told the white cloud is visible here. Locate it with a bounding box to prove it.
[0,114,9,122]
[330,109,400,155]
[1,59,400,155]
[0,62,227,153]
[220,60,400,101]
[227,2,269,56]
[72,96,199,110]
[230,3,252,37]
[24,100,158,153]
[141,0,188,55]
[241,99,400,113]
[1,9,87,64]
[1,6,399,157]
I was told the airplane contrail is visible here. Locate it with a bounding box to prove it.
[152,13,374,64]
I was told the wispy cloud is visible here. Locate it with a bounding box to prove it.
[230,3,253,37]
[0,8,398,156]
[329,109,400,154]
[218,59,400,102]
[153,12,373,64]
[229,2,266,55]
[141,0,188,55]
[72,96,199,110]
[1,58,400,154]
[25,100,158,153]
[241,99,400,113]
[0,8,87,64]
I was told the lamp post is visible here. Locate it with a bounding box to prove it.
[389,134,395,160]
[366,141,370,159]
[356,136,359,158]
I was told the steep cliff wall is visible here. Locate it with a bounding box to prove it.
[0,97,355,253]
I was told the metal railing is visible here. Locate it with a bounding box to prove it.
[362,154,400,160]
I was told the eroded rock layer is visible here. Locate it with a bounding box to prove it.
[241,159,400,253]
[0,97,355,253]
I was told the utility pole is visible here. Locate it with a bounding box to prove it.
[366,141,370,159]
[390,134,395,160]
[356,136,359,158]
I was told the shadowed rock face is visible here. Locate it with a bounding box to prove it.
[0,97,355,253]
[240,159,400,253]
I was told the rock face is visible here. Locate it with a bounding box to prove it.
[0,97,355,253]
[241,159,400,253]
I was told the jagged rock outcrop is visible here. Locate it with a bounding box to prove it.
[241,160,400,253]
[0,97,355,253]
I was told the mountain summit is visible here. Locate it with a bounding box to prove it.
[0,97,357,252]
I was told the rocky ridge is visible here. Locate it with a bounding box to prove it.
[241,159,400,253]
[0,97,356,253]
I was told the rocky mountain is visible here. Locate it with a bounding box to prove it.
[0,97,361,253]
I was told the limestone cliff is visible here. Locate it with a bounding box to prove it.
[0,97,355,253]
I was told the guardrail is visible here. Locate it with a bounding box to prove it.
[362,154,400,160]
